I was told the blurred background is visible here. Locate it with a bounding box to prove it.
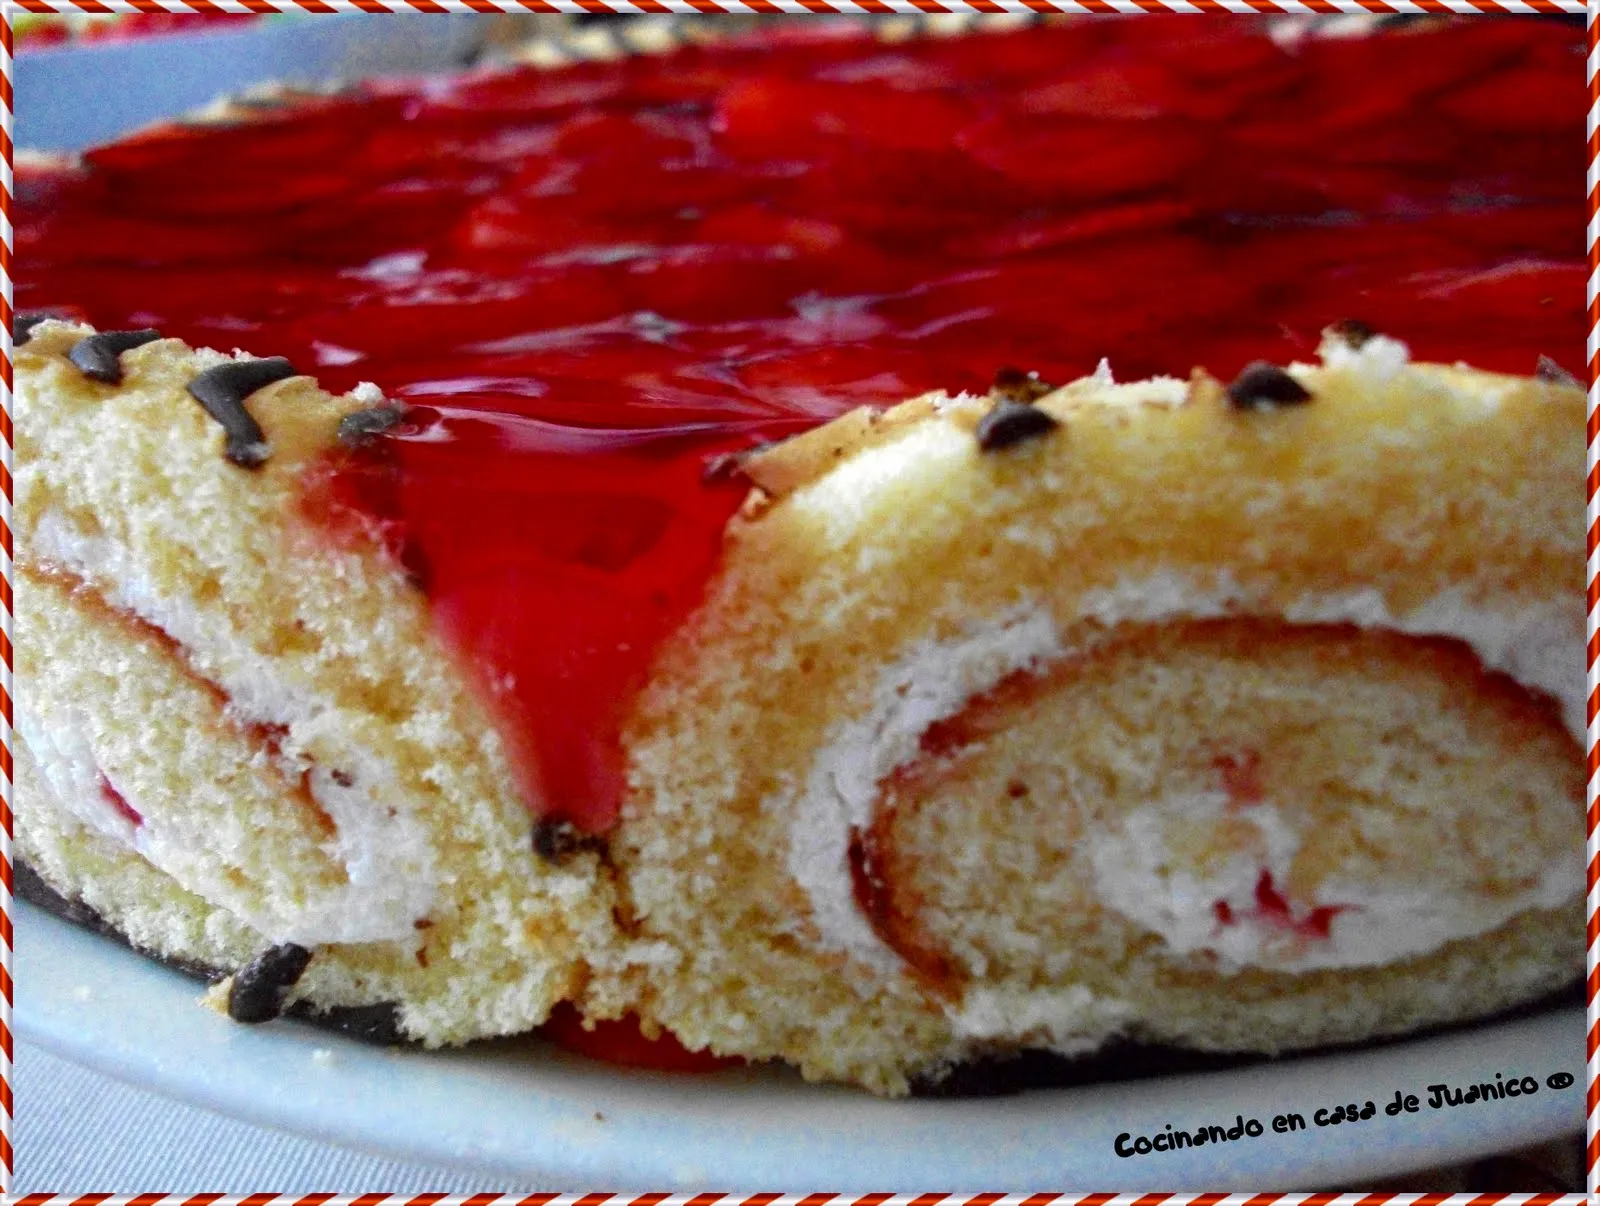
[16,12,561,150]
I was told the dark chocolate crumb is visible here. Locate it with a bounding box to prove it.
[1325,318,1376,349]
[912,980,1584,1097]
[187,356,297,468]
[990,365,1054,405]
[1225,361,1313,410]
[914,1042,1263,1098]
[337,403,407,448]
[228,942,314,1023]
[329,769,355,788]
[1536,355,1582,389]
[702,450,750,485]
[532,818,603,864]
[15,313,54,348]
[287,1000,406,1046]
[976,398,1060,452]
[702,440,775,486]
[67,328,163,385]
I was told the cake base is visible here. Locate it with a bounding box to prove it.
[19,856,1580,1096]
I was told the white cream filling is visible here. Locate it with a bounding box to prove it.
[784,573,1581,997]
[948,984,1134,1051]
[1312,331,1412,382]
[25,511,436,945]
[1086,798,1579,974]
[17,711,142,846]
[1282,588,1584,743]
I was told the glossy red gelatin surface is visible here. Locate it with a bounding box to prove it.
[17,18,1583,832]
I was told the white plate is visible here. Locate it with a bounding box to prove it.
[16,900,1584,1191]
[16,14,487,152]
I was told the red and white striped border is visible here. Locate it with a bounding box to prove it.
[0,1196,1588,1205]
[2,0,17,1195]
[0,4,1592,1199]
[0,1190,1587,1196]
[0,1,1589,15]
[1586,3,1599,1202]
[0,1198,1586,1205]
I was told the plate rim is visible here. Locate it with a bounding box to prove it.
[15,900,1586,1191]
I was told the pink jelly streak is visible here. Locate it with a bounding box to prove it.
[1214,870,1353,943]
[16,19,1583,832]
[98,773,143,828]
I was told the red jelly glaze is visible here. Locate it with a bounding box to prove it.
[540,1002,742,1073]
[98,773,143,828]
[16,20,1583,833]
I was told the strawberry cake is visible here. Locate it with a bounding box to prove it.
[13,15,1584,1094]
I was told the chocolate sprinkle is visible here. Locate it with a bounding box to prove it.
[1536,354,1582,389]
[990,365,1054,405]
[1325,318,1376,349]
[338,403,407,448]
[532,818,603,864]
[1225,361,1313,409]
[15,313,54,348]
[289,1000,405,1046]
[187,356,297,468]
[228,942,314,1024]
[976,398,1060,452]
[67,328,163,385]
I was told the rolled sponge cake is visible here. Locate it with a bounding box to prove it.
[16,319,1584,1093]
[607,336,1583,1092]
[16,320,621,1042]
